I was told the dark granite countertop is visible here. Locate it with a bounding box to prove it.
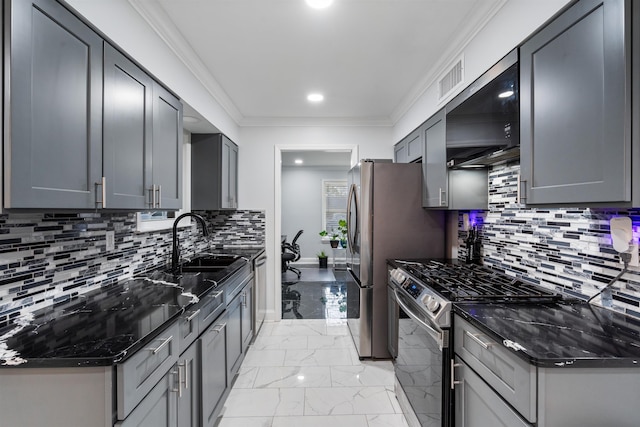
[455,301,640,368]
[0,246,264,368]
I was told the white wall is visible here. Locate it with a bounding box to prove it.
[393,0,572,142]
[282,166,350,262]
[64,0,239,141]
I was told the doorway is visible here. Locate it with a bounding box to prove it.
[274,145,358,320]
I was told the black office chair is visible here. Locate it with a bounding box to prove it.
[282,229,303,279]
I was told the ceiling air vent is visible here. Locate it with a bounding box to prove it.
[438,57,464,101]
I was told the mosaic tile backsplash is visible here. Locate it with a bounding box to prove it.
[458,164,640,319]
[0,210,265,328]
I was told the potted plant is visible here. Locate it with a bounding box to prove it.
[317,250,328,268]
[337,219,348,248]
[319,229,340,248]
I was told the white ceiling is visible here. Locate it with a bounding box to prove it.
[129,0,506,127]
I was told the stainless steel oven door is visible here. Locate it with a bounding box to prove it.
[393,288,451,427]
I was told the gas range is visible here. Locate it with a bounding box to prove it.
[388,259,561,329]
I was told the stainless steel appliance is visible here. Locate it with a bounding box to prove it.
[346,160,445,359]
[253,251,267,337]
[387,259,561,427]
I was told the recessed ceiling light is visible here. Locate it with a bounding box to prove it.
[294,159,304,165]
[307,93,324,102]
[498,90,514,98]
[306,0,333,9]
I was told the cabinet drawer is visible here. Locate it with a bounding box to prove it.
[117,322,180,420]
[178,307,201,355]
[200,288,225,332]
[454,315,536,423]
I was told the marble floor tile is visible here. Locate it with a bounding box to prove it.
[330,362,395,387]
[253,366,332,388]
[271,415,368,427]
[304,386,397,416]
[284,348,356,367]
[306,334,353,349]
[367,414,410,427]
[223,388,305,417]
[242,349,286,367]
[217,416,274,427]
[252,335,308,350]
[218,268,410,427]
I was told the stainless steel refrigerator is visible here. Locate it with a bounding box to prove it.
[346,159,445,359]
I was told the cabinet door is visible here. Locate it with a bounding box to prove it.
[406,129,423,162]
[103,43,153,209]
[177,344,199,427]
[422,109,448,208]
[200,321,228,427]
[241,284,253,351]
[5,0,103,208]
[116,370,177,427]
[520,0,630,204]
[394,141,408,163]
[221,136,238,209]
[226,293,243,379]
[454,358,531,427]
[153,82,183,210]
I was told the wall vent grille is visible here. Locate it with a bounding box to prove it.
[438,57,464,101]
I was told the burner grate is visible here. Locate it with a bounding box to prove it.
[396,260,560,302]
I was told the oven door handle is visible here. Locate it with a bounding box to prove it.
[394,289,444,350]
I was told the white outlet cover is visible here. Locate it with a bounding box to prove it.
[610,217,632,253]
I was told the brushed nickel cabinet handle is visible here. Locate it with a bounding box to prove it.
[465,330,493,349]
[156,185,162,208]
[95,177,106,208]
[147,335,173,354]
[186,309,201,322]
[451,359,462,390]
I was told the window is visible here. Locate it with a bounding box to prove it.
[322,179,347,238]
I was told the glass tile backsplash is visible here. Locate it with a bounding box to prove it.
[0,210,265,328]
[459,164,640,319]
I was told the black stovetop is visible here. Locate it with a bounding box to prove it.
[391,259,561,303]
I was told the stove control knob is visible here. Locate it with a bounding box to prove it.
[421,294,440,312]
[390,268,406,284]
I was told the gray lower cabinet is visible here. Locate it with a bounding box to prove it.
[454,356,531,427]
[226,291,243,380]
[241,283,254,350]
[4,0,104,209]
[519,0,632,205]
[453,314,640,427]
[116,370,178,427]
[191,134,239,210]
[177,344,200,427]
[422,109,448,208]
[200,320,228,427]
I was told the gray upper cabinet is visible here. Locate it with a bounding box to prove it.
[394,127,423,163]
[520,0,631,205]
[422,109,448,207]
[152,82,183,210]
[103,44,153,209]
[104,45,182,210]
[4,0,182,211]
[4,0,103,209]
[192,134,239,210]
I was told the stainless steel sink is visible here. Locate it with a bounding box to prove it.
[179,254,243,272]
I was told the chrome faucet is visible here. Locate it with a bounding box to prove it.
[172,212,209,272]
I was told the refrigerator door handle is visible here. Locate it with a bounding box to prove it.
[347,183,358,254]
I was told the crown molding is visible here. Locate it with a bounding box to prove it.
[127,0,244,125]
[389,0,508,124]
[239,116,394,128]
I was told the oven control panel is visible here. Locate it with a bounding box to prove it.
[388,266,452,328]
